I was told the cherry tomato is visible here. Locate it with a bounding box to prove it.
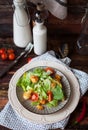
[1,53,8,60]
[45,67,54,75]
[0,48,6,54]
[8,53,15,60]
[47,91,52,102]
[31,93,39,101]
[27,57,32,63]
[7,48,14,54]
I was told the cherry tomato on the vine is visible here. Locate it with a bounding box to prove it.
[1,53,8,60]
[0,47,16,61]
[0,48,6,54]
[8,53,15,60]
[7,48,14,54]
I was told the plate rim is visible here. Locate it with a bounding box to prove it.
[8,60,80,124]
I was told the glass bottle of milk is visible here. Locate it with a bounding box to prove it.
[33,17,47,55]
[13,0,32,48]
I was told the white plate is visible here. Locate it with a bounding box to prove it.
[8,60,80,124]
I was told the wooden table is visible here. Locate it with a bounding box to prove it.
[0,37,88,130]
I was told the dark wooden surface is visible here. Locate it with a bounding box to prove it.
[0,0,88,130]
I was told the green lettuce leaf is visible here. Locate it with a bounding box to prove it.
[46,100,58,107]
[52,85,64,100]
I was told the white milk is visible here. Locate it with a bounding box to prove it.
[33,21,47,55]
[13,0,32,48]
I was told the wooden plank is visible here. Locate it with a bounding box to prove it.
[0,98,8,111]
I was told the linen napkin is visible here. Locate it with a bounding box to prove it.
[0,50,88,130]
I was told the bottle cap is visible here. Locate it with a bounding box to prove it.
[35,13,44,23]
